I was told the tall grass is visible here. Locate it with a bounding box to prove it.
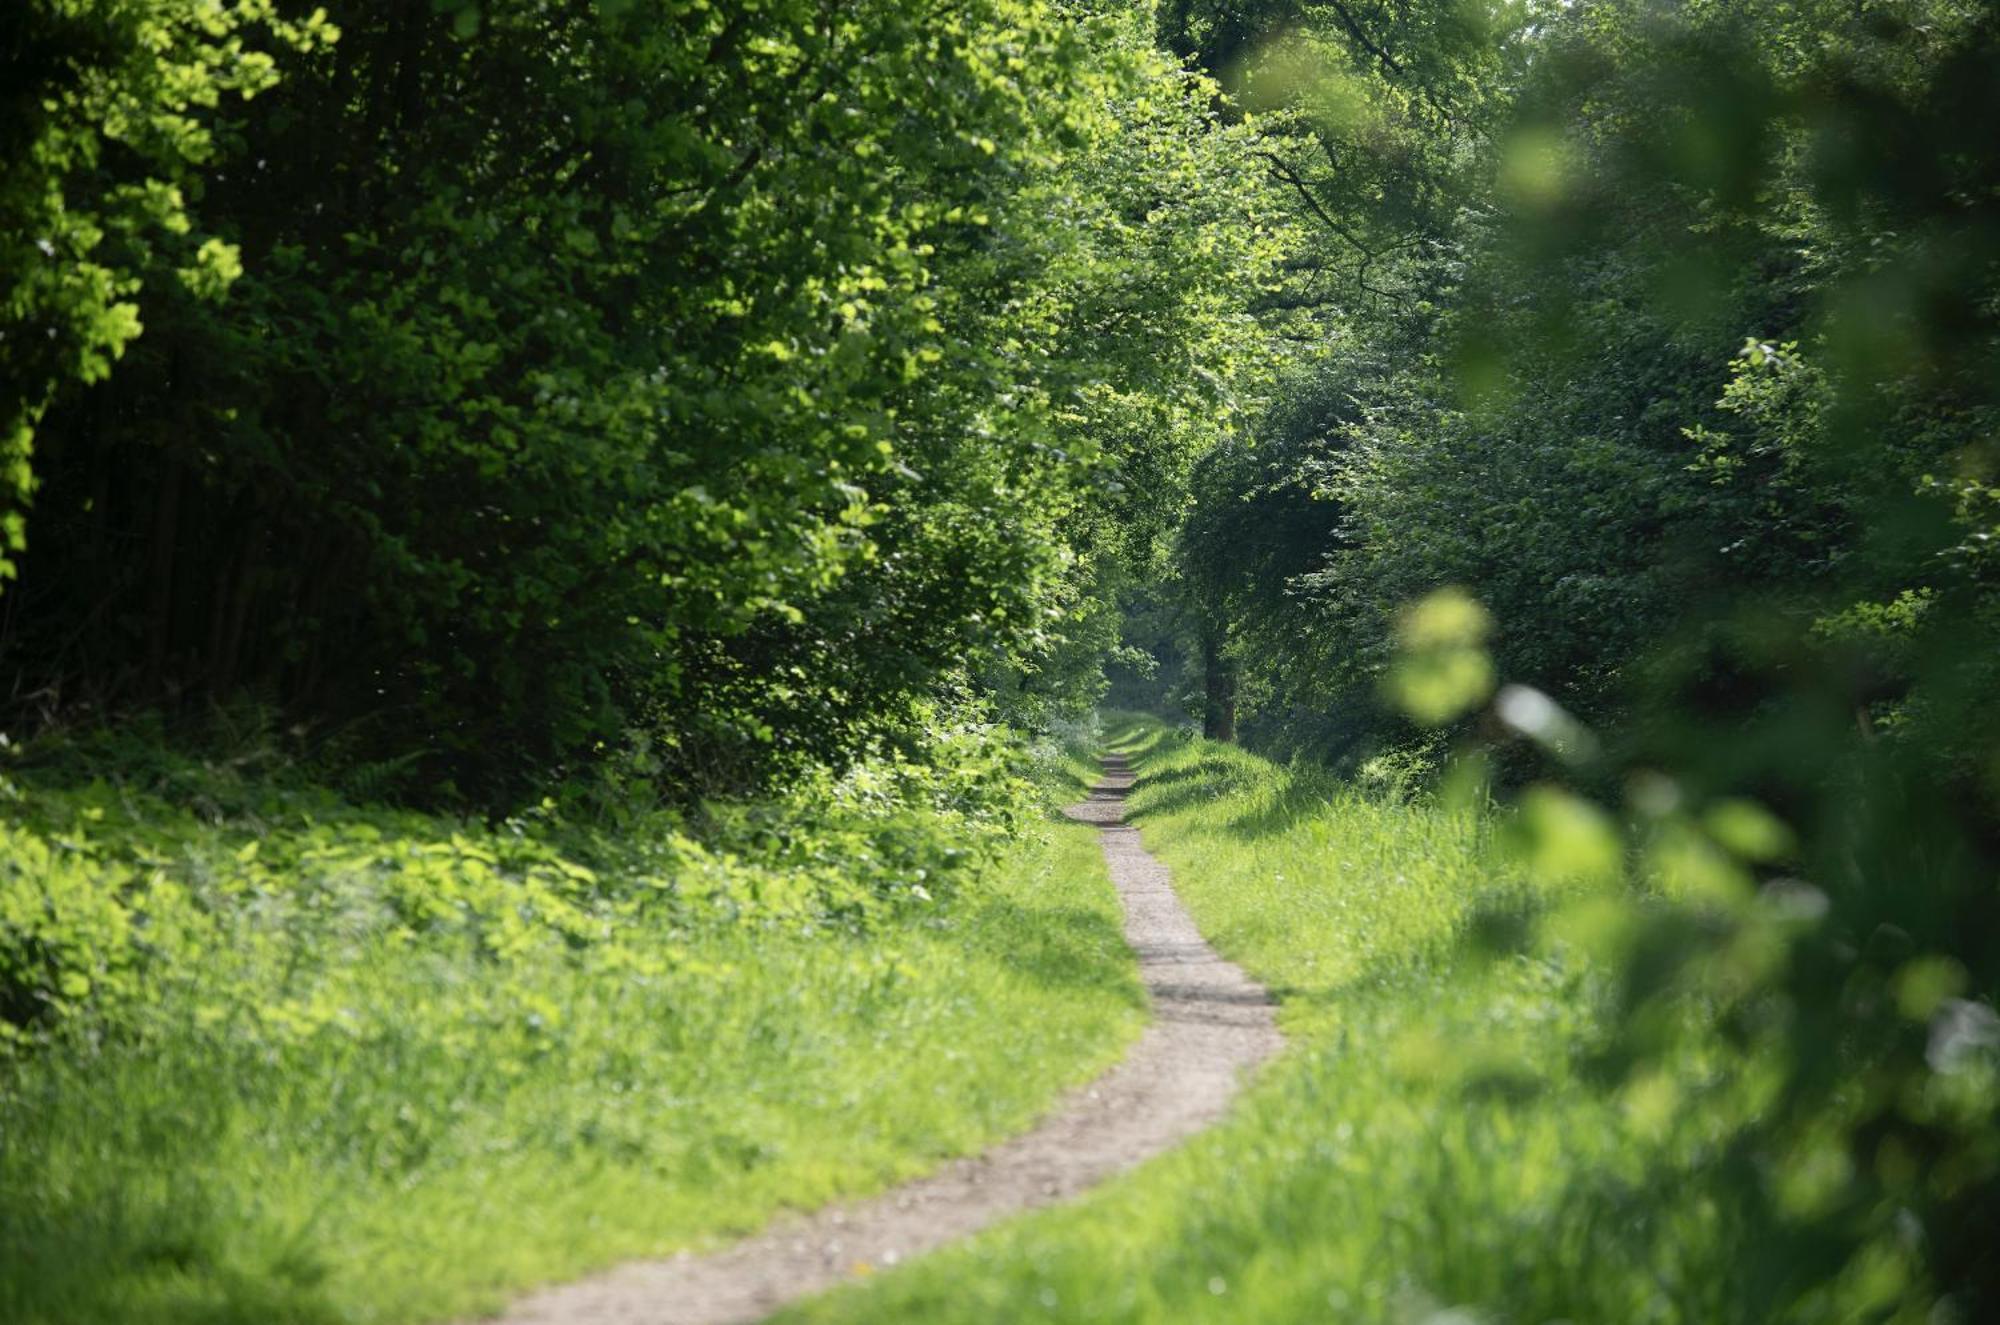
[782,718,1767,1325]
[0,731,1142,1324]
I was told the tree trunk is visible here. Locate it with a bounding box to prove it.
[1201,624,1236,743]
[144,462,183,697]
[214,509,264,700]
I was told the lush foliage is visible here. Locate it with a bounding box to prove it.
[10,1,2000,1320]
[0,7,1272,1317]
[0,720,1140,1323]
[1152,1,2000,1316]
[779,723,1631,1324]
[1,1,1280,799]
[0,2,335,579]
[1169,0,1998,765]
[788,721,2000,1324]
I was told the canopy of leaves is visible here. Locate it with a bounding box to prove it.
[0,0,1281,801]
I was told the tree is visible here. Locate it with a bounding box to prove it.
[0,2,330,582]
[3,0,1279,802]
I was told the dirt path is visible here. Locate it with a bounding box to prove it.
[487,753,1281,1325]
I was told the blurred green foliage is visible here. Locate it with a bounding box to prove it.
[1160,0,2000,1316]
[1175,0,1998,771]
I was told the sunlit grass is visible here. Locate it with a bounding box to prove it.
[0,760,1142,1325]
[782,717,1753,1325]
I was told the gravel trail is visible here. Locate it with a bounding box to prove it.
[486,753,1281,1325]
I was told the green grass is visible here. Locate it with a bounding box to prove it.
[779,717,1763,1325]
[0,740,1143,1324]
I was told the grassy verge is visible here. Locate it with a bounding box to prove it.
[781,716,1755,1325]
[0,731,1143,1324]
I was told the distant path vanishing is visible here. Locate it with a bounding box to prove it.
[487,753,1282,1325]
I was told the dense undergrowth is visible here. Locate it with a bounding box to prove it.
[786,716,1991,1324]
[0,718,1140,1324]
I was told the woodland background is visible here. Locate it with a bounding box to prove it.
[3,2,1999,1322]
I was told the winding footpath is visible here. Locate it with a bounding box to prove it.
[489,753,1281,1325]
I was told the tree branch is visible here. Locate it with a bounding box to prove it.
[1256,151,1415,306]
[1255,150,1373,256]
[1327,1,1402,77]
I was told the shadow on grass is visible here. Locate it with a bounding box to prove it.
[971,898,1148,1012]
[1211,777,1348,843]
[1230,880,1563,1040]
[1122,782,1220,823]
[1100,715,1179,761]
[0,1174,343,1325]
[1120,748,1352,847]
[1122,755,1244,791]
